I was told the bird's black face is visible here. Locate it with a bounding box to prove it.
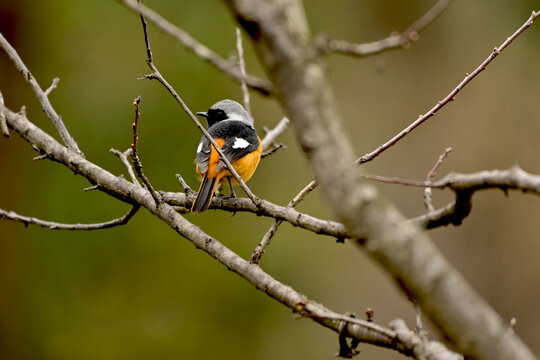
[203,108,228,128]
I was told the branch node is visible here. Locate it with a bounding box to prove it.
[33,154,49,161]
[84,185,99,192]
[176,173,194,195]
[261,143,285,158]
[44,77,60,96]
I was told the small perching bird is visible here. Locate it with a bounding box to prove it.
[191,99,262,213]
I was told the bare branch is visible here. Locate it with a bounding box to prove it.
[118,0,274,95]
[424,147,452,212]
[368,165,540,229]
[236,27,253,121]
[367,166,540,195]
[110,148,139,185]
[356,10,540,164]
[261,117,290,149]
[0,32,82,154]
[322,0,454,58]
[44,77,60,97]
[0,205,140,230]
[0,89,9,137]
[389,319,462,360]
[261,143,285,158]
[163,190,349,240]
[412,190,472,230]
[135,2,261,209]
[130,96,161,205]
[250,179,318,264]
[175,174,194,195]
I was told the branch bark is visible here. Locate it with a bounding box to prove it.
[2,103,462,359]
[225,1,537,359]
[321,0,454,58]
[0,32,82,154]
[118,0,274,95]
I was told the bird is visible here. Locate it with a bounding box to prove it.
[191,99,262,213]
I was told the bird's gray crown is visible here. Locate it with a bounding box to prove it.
[210,99,252,125]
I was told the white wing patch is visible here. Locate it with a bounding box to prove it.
[196,142,204,153]
[232,137,250,149]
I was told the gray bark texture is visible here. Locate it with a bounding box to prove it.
[224,1,535,359]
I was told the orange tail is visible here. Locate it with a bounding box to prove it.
[191,174,222,213]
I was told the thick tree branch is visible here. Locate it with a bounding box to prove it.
[227,1,537,359]
[1,101,463,359]
[118,0,274,95]
[162,191,349,239]
[320,0,454,58]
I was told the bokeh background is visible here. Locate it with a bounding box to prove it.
[1,0,539,359]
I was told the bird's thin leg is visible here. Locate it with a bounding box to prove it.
[227,177,237,198]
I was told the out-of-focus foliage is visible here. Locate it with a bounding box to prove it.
[0,1,539,359]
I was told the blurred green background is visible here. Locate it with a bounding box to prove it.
[1,1,539,359]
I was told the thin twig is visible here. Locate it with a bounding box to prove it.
[261,143,285,158]
[356,10,540,164]
[363,174,437,187]
[322,0,454,58]
[110,148,140,185]
[176,173,194,194]
[136,1,261,208]
[250,179,318,264]
[0,32,82,154]
[0,205,140,230]
[33,154,48,161]
[0,90,9,137]
[44,77,60,97]
[130,96,161,205]
[119,0,273,95]
[236,27,253,121]
[261,117,289,149]
[424,147,452,212]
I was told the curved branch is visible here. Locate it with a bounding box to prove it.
[413,166,539,229]
[0,205,140,230]
[321,0,454,58]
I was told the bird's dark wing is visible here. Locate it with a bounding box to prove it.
[195,136,212,173]
[217,127,260,171]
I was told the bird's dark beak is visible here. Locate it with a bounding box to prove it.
[196,112,208,118]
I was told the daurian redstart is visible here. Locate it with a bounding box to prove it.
[191,99,262,213]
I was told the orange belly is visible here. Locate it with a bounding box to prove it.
[196,137,262,184]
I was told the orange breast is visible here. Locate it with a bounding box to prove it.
[195,137,262,185]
